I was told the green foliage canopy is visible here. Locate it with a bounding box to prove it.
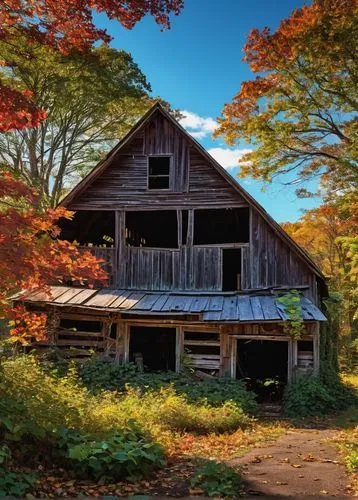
[0,39,152,205]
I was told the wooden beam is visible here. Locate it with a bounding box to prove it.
[287,339,293,384]
[230,337,237,379]
[123,323,130,363]
[313,321,320,374]
[187,209,194,246]
[176,326,184,373]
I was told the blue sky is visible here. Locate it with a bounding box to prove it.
[93,0,321,222]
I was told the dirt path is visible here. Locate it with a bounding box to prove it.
[230,428,354,497]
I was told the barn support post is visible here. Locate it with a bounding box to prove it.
[313,321,320,374]
[114,321,125,364]
[102,317,114,358]
[288,338,298,384]
[175,326,184,372]
[116,210,125,288]
[220,330,231,377]
[230,336,237,379]
[47,308,60,344]
[123,324,130,363]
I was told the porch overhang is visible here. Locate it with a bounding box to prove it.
[14,286,327,322]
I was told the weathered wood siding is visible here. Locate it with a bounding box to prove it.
[62,109,320,300]
[67,113,246,210]
[117,246,222,291]
[248,211,317,302]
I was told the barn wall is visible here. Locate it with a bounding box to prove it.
[36,310,319,379]
[117,246,222,291]
[63,109,320,300]
[249,210,317,302]
[67,113,246,210]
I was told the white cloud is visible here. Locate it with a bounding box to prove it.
[207,147,252,170]
[179,110,217,139]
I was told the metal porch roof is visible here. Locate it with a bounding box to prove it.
[15,287,327,322]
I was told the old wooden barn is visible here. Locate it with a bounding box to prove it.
[16,103,327,395]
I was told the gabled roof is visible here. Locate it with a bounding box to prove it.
[60,103,325,281]
[14,286,327,322]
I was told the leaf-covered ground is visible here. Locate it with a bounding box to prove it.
[26,423,287,497]
[20,411,358,497]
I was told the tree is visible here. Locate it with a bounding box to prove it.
[0,39,151,206]
[0,170,107,343]
[0,0,184,132]
[282,193,358,370]
[215,0,358,197]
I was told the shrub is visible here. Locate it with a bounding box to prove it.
[78,358,138,391]
[58,424,164,480]
[190,460,243,497]
[0,356,87,432]
[0,356,165,480]
[155,394,251,434]
[0,470,38,497]
[77,358,257,413]
[283,375,357,417]
[346,451,358,473]
[116,387,252,434]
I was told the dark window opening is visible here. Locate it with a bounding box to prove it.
[237,340,288,402]
[185,345,220,355]
[59,210,115,247]
[129,326,176,371]
[222,249,242,291]
[58,318,103,346]
[182,210,188,245]
[298,341,313,351]
[194,208,249,245]
[184,332,219,342]
[148,156,170,190]
[126,210,178,248]
[59,318,102,333]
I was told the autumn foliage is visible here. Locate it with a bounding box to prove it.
[282,195,358,369]
[0,171,107,343]
[216,0,357,194]
[0,0,183,131]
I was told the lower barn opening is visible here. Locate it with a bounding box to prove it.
[236,339,288,401]
[129,326,176,372]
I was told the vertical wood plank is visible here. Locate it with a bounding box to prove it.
[123,324,130,363]
[313,322,320,374]
[187,209,194,246]
[220,331,230,377]
[176,326,184,373]
[116,210,126,288]
[115,322,125,364]
[177,210,182,248]
[231,337,237,379]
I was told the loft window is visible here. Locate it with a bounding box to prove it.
[194,208,249,245]
[148,156,171,190]
[126,210,178,248]
[59,210,115,247]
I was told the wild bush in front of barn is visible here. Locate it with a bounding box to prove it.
[75,357,258,413]
[283,374,357,417]
[0,355,165,480]
[0,353,253,487]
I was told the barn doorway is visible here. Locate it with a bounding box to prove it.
[236,339,288,401]
[129,326,176,372]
